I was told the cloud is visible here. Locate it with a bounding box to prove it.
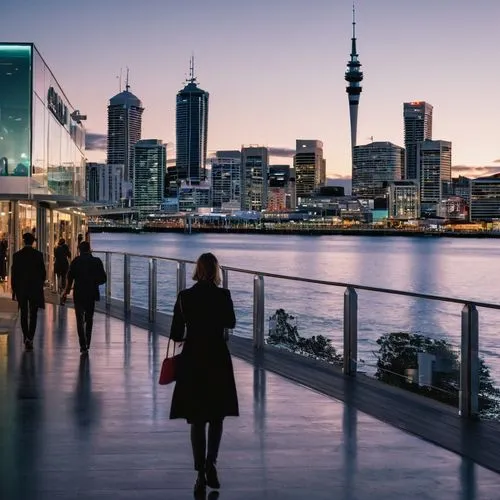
[269,147,295,158]
[494,159,500,163]
[85,132,107,151]
[451,165,500,178]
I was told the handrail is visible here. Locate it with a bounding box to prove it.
[94,250,500,310]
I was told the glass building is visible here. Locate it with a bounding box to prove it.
[470,174,500,222]
[241,147,269,211]
[211,151,241,210]
[294,140,324,202]
[0,43,86,278]
[175,60,209,184]
[404,101,433,180]
[133,140,166,215]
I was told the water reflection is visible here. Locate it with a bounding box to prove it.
[342,391,357,500]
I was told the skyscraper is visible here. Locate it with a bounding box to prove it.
[133,139,166,214]
[241,146,269,211]
[107,77,144,185]
[294,140,324,201]
[211,151,241,209]
[352,142,404,199]
[419,139,451,216]
[404,101,433,180]
[176,57,209,184]
[345,5,363,153]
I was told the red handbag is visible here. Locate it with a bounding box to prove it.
[159,341,182,385]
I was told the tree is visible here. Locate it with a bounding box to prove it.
[375,332,500,418]
[267,309,342,365]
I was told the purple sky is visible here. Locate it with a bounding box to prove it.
[3,0,499,177]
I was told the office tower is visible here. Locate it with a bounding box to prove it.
[107,77,143,186]
[269,165,296,210]
[133,139,166,214]
[176,57,209,184]
[388,181,420,219]
[404,101,433,180]
[86,163,125,204]
[352,142,404,199]
[470,174,500,221]
[345,5,363,154]
[294,140,324,201]
[241,146,269,211]
[419,139,451,216]
[178,181,211,212]
[211,151,241,209]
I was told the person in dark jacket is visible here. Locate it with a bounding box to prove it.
[0,235,8,281]
[62,241,106,354]
[11,233,46,350]
[54,238,71,293]
[169,252,238,495]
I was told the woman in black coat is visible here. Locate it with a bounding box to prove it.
[169,252,238,495]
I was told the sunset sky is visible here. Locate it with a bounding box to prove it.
[2,0,500,178]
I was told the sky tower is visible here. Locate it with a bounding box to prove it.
[345,4,363,152]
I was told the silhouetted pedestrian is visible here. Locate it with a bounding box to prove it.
[169,252,238,496]
[11,233,46,350]
[62,242,106,355]
[0,235,8,281]
[54,238,71,293]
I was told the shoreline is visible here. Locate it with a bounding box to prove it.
[88,226,500,238]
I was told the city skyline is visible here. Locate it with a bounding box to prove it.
[2,0,499,178]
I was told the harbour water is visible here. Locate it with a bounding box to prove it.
[92,232,500,382]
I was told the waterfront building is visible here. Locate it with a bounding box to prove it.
[345,5,363,155]
[452,175,471,204]
[388,180,420,220]
[404,101,433,180]
[269,165,296,210]
[419,139,452,216]
[86,163,125,205]
[352,142,404,199]
[107,78,143,187]
[211,151,241,209]
[176,57,209,184]
[294,140,324,202]
[470,174,500,221]
[0,42,86,273]
[178,180,211,212]
[241,146,269,211]
[436,196,468,220]
[133,140,166,215]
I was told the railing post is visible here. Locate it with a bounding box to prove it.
[124,254,131,315]
[460,304,479,418]
[343,286,358,376]
[253,275,265,349]
[177,261,186,295]
[148,258,157,322]
[105,252,111,307]
[222,268,229,340]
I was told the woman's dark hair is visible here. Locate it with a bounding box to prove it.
[192,253,221,286]
[58,238,65,245]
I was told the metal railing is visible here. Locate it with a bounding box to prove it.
[96,250,500,420]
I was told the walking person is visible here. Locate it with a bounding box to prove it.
[11,233,46,350]
[54,238,71,293]
[169,252,238,496]
[0,234,8,281]
[61,241,106,355]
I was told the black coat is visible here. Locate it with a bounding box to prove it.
[169,281,239,423]
[11,246,46,308]
[54,244,71,274]
[66,253,107,304]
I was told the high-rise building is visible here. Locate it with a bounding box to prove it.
[176,57,209,184]
[404,101,433,180]
[133,139,166,214]
[352,142,404,199]
[241,146,269,211]
[345,5,363,154]
[388,180,420,220]
[211,151,241,209]
[107,79,143,186]
[86,163,125,204]
[269,165,296,210]
[294,140,324,202]
[178,180,211,212]
[470,174,500,221]
[419,139,452,216]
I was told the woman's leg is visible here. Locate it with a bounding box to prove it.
[190,421,207,472]
[207,419,224,465]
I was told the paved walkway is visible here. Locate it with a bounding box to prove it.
[0,304,499,499]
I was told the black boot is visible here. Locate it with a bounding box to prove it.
[205,461,220,489]
[194,471,206,496]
